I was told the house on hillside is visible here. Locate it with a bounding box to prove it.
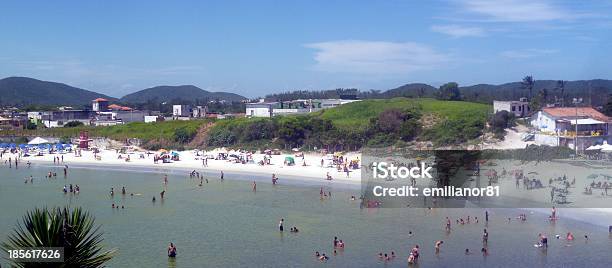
[531,107,610,150]
[493,98,530,117]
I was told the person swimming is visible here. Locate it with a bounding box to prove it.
[435,240,443,254]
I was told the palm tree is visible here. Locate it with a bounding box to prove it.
[521,75,535,99]
[1,207,116,268]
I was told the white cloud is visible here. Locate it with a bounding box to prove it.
[431,24,485,37]
[500,48,559,59]
[460,0,569,22]
[304,40,451,74]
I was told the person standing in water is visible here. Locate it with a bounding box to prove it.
[252,181,257,192]
[279,218,284,232]
[220,171,224,181]
[167,243,177,257]
[482,229,489,245]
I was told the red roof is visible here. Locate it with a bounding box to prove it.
[93,98,108,102]
[542,107,609,122]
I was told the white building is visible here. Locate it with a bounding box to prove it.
[493,98,530,117]
[192,106,207,118]
[173,105,191,117]
[246,99,361,118]
[530,107,610,150]
[145,115,164,123]
[246,102,274,118]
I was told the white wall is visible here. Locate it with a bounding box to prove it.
[246,107,272,117]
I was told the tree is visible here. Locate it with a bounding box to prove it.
[556,80,566,107]
[173,127,193,143]
[521,75,535,99]
[604,94,612,117]
[1,207,115,267]
[436,82,461,101]
[25,121,37,130]
[64,121,84,128]
[489,111,516,139]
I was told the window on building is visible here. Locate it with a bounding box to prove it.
[512,106,516,111]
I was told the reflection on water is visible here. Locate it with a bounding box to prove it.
[0,164,611,267]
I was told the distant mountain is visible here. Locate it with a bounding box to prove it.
[459,79,612,106]
[120,85,247,104]
[0,77,116,107]
[382,83,437,98]
[381,80,612,106]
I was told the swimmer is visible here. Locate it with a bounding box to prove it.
[152,196,156,202]
[465,248,471,255]
[435,240,443,254]
[481,247,488,256]
[408,252,415,264]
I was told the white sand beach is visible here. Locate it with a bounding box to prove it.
[4,148,362,184]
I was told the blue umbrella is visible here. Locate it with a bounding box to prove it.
[55,143,64,150]
[9,143,16,149]
[19,144,27,149]
[0,143,7,148]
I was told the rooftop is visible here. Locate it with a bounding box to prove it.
[542,107,609,122]
[93,98,109,102]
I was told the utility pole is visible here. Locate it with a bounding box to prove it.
[573,98,583,156]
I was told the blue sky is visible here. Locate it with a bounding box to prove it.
[0,0,611,98]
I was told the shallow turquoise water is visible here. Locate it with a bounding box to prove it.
[1,163,611,267]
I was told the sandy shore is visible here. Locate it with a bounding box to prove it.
[5,148,362,184]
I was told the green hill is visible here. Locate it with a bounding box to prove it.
[317,98,490,129]
[120,85,246,104]
[0,77,116,107]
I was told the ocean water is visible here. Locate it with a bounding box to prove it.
[0,163,611,267]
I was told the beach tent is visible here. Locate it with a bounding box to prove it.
[601,143,612,152]
[28,137,49,145]
[284,156,295,165]
[586,144,602,151]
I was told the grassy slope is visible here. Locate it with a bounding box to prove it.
[316,98,491,130]
[7,120,208,142]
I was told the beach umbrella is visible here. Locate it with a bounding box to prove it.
[0,143,7,148]
[19,144,27,149]
[9,143,16,149]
